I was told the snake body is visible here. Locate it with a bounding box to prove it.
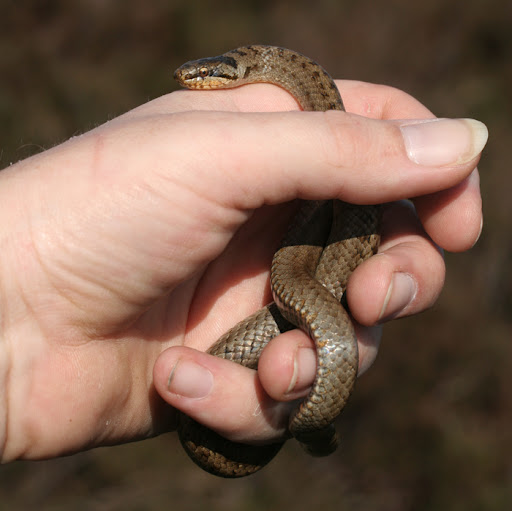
[174,45,381,477]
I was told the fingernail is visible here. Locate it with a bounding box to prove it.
[379,272,417,321]
[400,118,488,166]
[468,169,484,247]
[167,359,213,399]
[286,347,317,395]
[475,215,484,247]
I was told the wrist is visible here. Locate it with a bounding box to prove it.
[0,318,9,461]
[0,167,33,462]
[0,177,12,461]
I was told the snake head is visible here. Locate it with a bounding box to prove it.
[174,55,240,89]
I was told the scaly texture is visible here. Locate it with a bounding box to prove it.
[174,45,381,477]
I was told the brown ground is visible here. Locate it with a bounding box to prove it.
[1,1,511,510]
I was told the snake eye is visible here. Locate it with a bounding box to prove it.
[199,67,209,78]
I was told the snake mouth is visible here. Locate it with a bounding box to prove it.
[176,76,232,89]
[174,70,235,89]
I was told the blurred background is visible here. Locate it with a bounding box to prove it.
[0,1,510,509]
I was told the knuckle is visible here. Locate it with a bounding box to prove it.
[319,111,368,172]
[317,111,403,200]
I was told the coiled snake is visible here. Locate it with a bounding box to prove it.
[174,45,381,477]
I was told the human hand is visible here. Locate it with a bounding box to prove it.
[0,79,486,461]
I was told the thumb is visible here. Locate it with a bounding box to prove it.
[160,110,488,210]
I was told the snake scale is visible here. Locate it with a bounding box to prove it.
[174,45,381,477]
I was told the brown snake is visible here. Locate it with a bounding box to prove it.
[174,45,381,477]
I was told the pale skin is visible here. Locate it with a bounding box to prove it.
[0,80,486,462]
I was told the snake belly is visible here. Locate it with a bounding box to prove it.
[174,45,381,478]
